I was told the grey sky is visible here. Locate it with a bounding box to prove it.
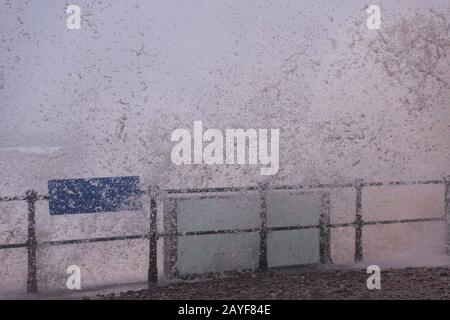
[0,0,449,193]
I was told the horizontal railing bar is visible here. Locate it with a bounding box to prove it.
[182,227,260,236]
[329,222,355,228]
[161,179,444,195]
[41,234,147,246]
[268,224,319,231]
[0,242,28,249]
[159,216,445,238]
[325,216,444,228]
[165,186,259,194]
[160,225,322,237]
[0,178,447,253]
[362,179,444,187]
[272,183,354,191]
[0,196,27,202]
[1,178,446,200]
[0,215,445,248]
[363,216,444,226]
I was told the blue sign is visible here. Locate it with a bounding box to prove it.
[48,176,141,215]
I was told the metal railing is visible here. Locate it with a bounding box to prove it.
[0,177,449,293]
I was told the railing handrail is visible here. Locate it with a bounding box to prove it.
[0,177,448,294]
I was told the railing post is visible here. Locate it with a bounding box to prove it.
[258,182,268,272]
[444,176,450,256]
[319,192,332,264]
[354,180,364,263]
[163,198,178,279]
[25,190,38,294]
[148,186,159,287]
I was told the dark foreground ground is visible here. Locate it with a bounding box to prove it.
[92,267,449,300]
